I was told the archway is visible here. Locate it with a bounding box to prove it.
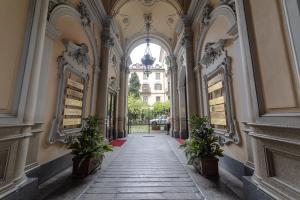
[127,42,171,134]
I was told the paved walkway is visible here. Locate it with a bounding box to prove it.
[78,134,204,200]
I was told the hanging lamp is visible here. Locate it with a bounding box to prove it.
[141,13,155,77]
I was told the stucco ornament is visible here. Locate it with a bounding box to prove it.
[67,43,90,68]
[201,40,225,66]
[78,2,91,27]
[202,4,213,25]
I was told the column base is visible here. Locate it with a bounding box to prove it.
[1,177,38,200]
[173,131,180,138]
[117,131,125,138]
[180,130,188,139]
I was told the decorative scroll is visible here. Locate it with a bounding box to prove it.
[49,41,89,144]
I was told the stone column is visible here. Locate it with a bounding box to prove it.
[169,55,180,138]
[96,18,114,135]
[178,85,188,139]
[15,0,49,183]
[124,66,130,136]
[117,57,126,138]
[167,66,173,135]
[90,65,100,115]
[195,66,204,116]
[181,16,198,138]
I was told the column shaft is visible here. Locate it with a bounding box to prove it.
[117,58,126,138]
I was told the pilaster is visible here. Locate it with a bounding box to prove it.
[169,55,180,137]
[96,17,114,136]
[181,16,198,138]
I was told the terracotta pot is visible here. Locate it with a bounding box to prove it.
[72,155,103,177]
[193,157,219,178]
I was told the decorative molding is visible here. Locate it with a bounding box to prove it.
[0,0,39,125]
[195,2,238,66]
[202,41,240,145]
[49,41,89,144]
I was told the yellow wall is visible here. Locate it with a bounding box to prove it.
[0,0,30,113]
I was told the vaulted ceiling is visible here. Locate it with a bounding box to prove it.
[101,0,191,49]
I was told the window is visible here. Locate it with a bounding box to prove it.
[143,96,148,103]
[154,83,162,90]
[156,96,161,102]
[155,72,160,80]
[143,73,148,80]
[142,84,149,90]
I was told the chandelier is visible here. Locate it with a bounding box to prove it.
[141,13,155,77]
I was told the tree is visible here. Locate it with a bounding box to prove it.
[128,72,140,97]
[152,100,170,117]
[127,94,148,122]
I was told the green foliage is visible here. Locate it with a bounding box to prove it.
[152,100,170,117]
[68,116,113,162]
[180,114,223,165]
[128,72,141,98]
[127,94,148,121]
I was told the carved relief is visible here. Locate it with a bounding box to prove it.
[78,2,91,27]
[49,41,90,143]
[201,40,225,66]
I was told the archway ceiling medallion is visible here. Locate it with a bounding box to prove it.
[112,0,182,46]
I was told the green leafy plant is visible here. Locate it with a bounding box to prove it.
[68,116,113,165]
[180,114,223,165]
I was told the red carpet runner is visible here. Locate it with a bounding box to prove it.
[111,139,126,147]
[176,138,186,145]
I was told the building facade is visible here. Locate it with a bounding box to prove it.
[129,63,169,106]
[0,0,299,200]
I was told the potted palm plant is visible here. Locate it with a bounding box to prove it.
[180,114,223,178]
[68,116,113,177]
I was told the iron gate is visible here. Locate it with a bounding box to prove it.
[128,109,169,134]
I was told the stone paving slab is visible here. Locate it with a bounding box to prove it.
[78,134,204,200]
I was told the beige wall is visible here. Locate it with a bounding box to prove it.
[0,0,30,113]
[246,0,300,114]
[197,11,247,162]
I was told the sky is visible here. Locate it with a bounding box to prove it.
[130,43,163,66]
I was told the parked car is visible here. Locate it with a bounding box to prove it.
[150,115,169,126]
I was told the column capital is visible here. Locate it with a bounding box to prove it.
[101,32,114,48]
[101,17,114,48]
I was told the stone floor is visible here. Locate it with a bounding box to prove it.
[43,133,242,200]
[79,134,203,200]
